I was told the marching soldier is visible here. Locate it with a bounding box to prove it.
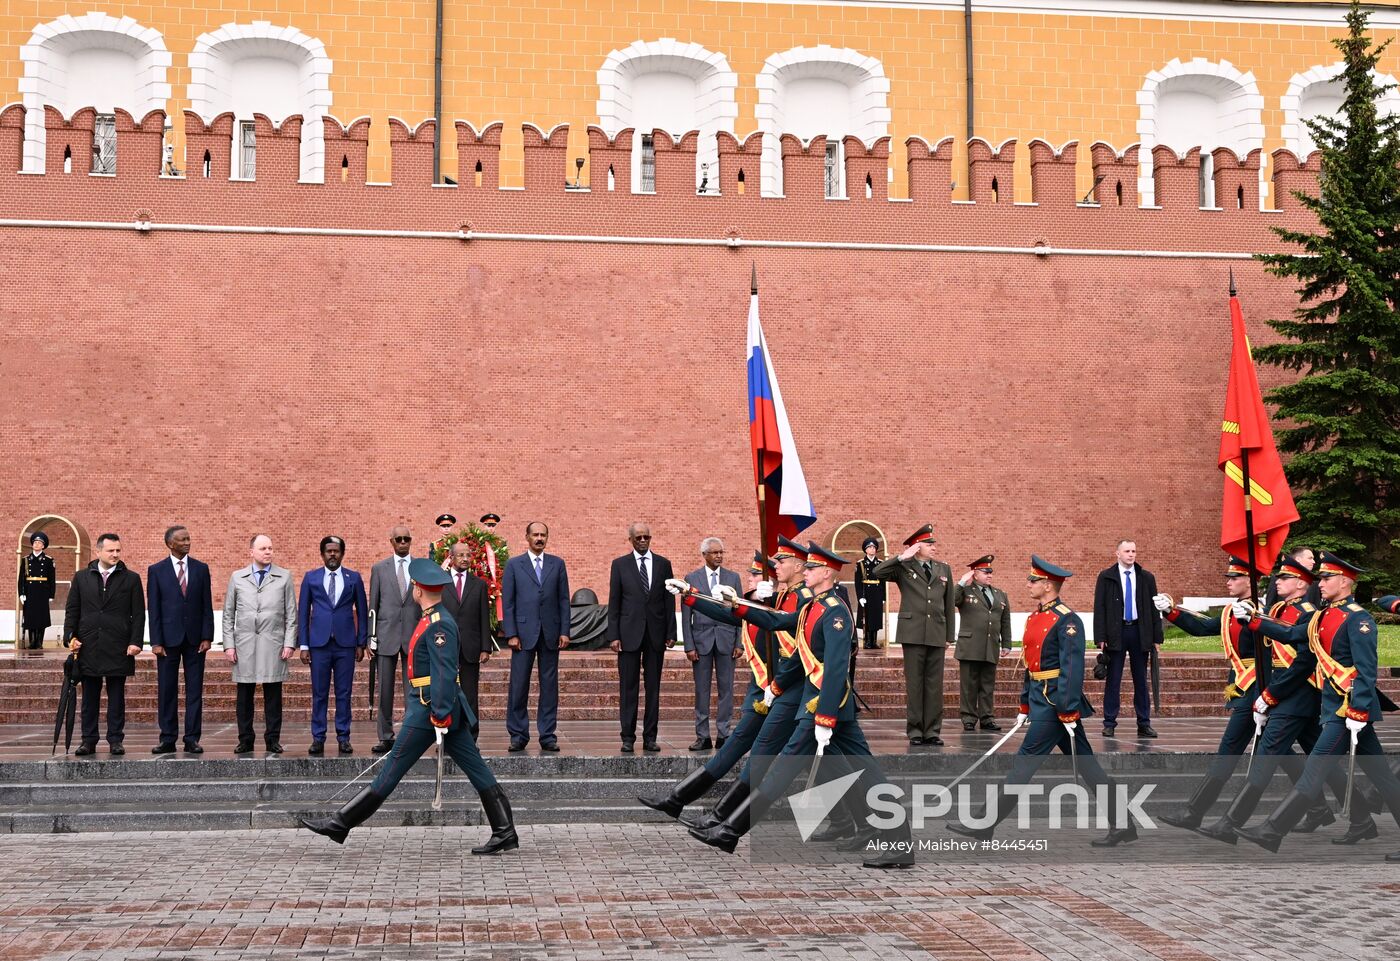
[949,556,1137,847]
[854,537,886,649]
[18,532,56,650]
[1235,553,1400,857]
[640,538,811,826]
[299,558,518,855]
[688,542,915,869]
[1198,555,1373,843]
[954,555,1011,732]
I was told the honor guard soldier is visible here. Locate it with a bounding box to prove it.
[853,537,886,649]
[949,556,1137,847]
[689,542,915,868]
[299,558,518,855]
[641,538,812,826]
[18,532,56,651]
[954,555,1012,732]
[1235,553,1400,857]
[1199,555,1373,843]
[429,513,456,567]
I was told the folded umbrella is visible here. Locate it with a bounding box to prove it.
[51,652,79,756]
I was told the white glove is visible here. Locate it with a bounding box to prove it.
[752,580,774,601]
[434,726,446,749]
[1346,717,1368,735]
[712,584,738,603]
[664,578,689,596]
[814,724,833,752]
[1152,593,1172,613]
[1231,599,1256,623]
[1252,711,1268,729]
[859,597,866,607]
[18,595,25,603]
[1253,696,1269,715]
[762,686,775,707]
[1062,720,1077,738]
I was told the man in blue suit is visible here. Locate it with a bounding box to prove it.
[148,525,215,754]
[501,522,571,752]
[298,535,369,755]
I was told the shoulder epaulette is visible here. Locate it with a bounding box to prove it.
[797,587,814,598]
[429,611,441,622]
[1299,602,1316,613]
[1055,604,1071,615]
[825,596,839,607]
[1347,603,1364,613]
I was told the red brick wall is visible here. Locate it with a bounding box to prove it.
[0,105,1324,609]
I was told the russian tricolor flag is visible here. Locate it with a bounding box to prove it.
[746,280,816,554]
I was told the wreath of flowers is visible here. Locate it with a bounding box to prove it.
[430,523,510,630]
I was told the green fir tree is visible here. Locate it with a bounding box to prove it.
[1257,0,1400,589]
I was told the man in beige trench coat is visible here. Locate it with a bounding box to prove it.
[223,534,298,754]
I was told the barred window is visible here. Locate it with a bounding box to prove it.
[238,121,257,180]
[92,114,116,175]
[639,134,655,193]
[823,140,843,199]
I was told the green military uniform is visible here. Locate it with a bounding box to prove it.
[18,534,57,650]
[872,524,955,744]
[954,555,1011,731]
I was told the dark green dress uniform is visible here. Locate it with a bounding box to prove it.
[300,558,518,854]
[948,556,1137,847]
[954,555,1011,731]
[18,537,56,649]
[1237,553,1400,855]
[853,541,886,649]
[690,543,914,869]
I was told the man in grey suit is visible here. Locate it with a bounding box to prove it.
[953,554,1012,732]
[682,537,742,751]
[874,524,956,746]
[367,525,421,754]
[223,533,298,754]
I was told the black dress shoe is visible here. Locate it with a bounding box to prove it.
[308,740,325,756]
[109,744,125,756]
[151,742,176,755]
[925,735,944,746]
[183,742,203,754]
[1331,819,1380,845]
[689,737,713,752]
[1137,725,1158,738]
[338,739,353,755]
[508,739,528,753]
[620,742,634,754]
[980,721,1002,732]
[234,740,254,755]
[643,741,661,753]
[371,740,394,755]
[74,743,96,757]
[540,740,560,752]
[266,741,284,754]
[909,737,925,746]
[1103,725,1117,738]
[962,723,976,732]
[715,737,726,750]
[1091,825,1139,847]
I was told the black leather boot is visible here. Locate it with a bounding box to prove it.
[1235,789,1314,853]
[809,785,863,843]
[689,791,774,854]
[947,791,1018,843]
[679,779,748,830]
[472,785,519,855]
[1091,779,1139,847]
[1158,776,1227,831]
[298,787,385,844]
[637,768,718,820]
[1330,815,1379,845]
[1197,783,1266,845]
[1297,802,1336,833]
[863,817,915,869]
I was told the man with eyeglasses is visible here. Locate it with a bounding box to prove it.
[607,523,676,752]
[368,526,422,754]
[682,537,742,751]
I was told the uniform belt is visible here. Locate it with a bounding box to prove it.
[25,577,47,581]
[1028,668,1060,680]
[410,674,459,688]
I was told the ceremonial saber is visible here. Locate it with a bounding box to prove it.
[1068,721,1078,784]
[323,750,392,805]
[1342,727,1359,818]
[1245,715,1264,779]
[805,742,825,793]
[432,727,447,811]
[943,712,1026,794]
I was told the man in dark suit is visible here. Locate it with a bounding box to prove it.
[298,535,369,755]
[1091,539,1164,739]
[502,522,570,752]
[873,524,956,746]
[607,522,676,753]
[65,533,144,756]
[440,541,493,738]
[682,537,742,751]
[147,525,215,754]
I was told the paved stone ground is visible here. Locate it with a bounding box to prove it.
[0,823,1396,961]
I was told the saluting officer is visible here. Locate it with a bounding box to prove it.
[948,556,1136,847]
[299,558,518,855]
[853,538,886,649]
[18,532,57,650]
[1235,553,1400,857]
[954,555,1011,732]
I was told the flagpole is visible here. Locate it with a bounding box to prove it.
[1232,271,1270,691]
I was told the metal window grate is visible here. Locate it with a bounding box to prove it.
[239,122,257,179]
[640,134,655,193]
[824,141,840,198]
[92,114,116,175]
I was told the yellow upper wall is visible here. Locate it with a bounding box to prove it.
[3,0,1395,190]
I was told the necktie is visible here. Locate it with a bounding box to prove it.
[398,558,409,599]
[255,568,266,588]
[639,555,650,589]
[1124,569,1134,621]
[328,570,339,605]
[177,559,187,597]
[456,572,464,601]
[922,562,933,582]
[101,568,111,588]
[983,586,994,607]
[710,570,718,592]
[534,555,543,584]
